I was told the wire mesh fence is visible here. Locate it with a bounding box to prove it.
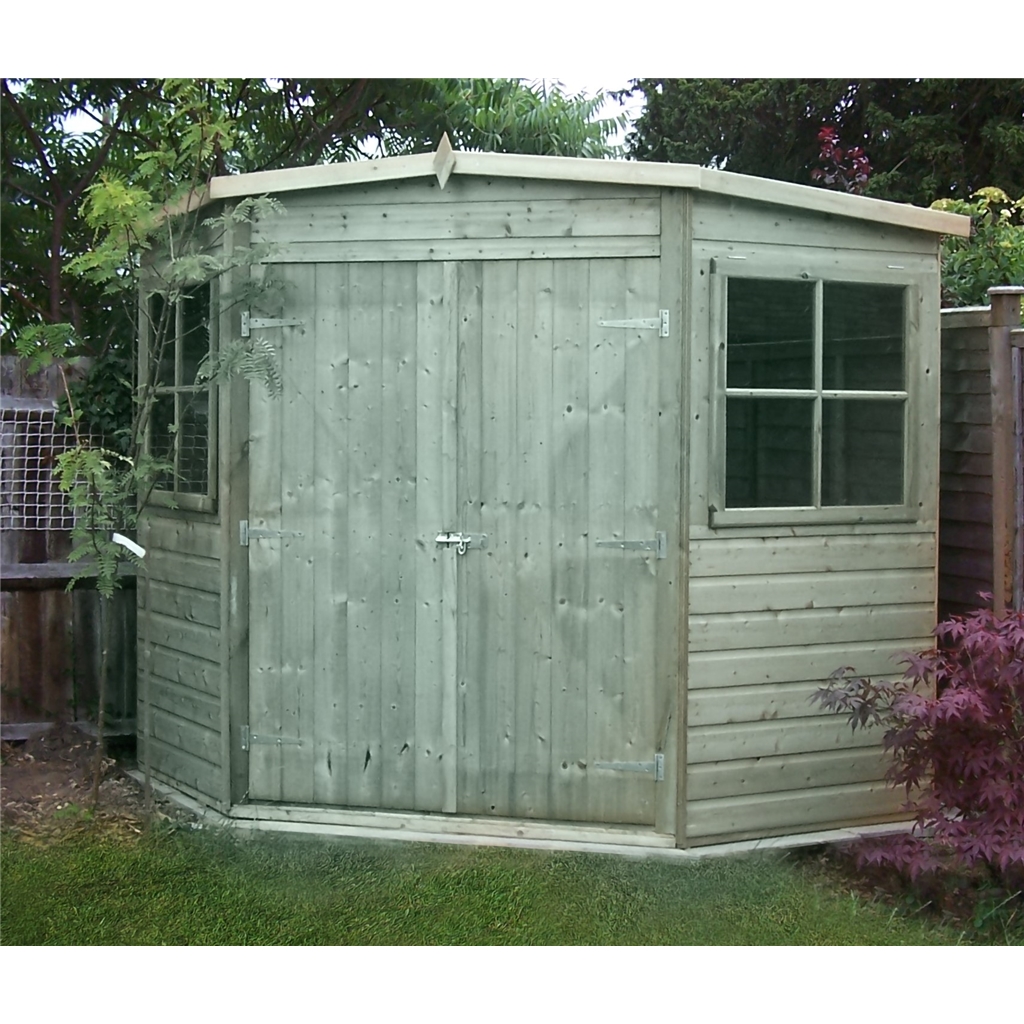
[0,400,102,531]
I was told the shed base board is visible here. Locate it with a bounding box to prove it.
[130,772,916,861]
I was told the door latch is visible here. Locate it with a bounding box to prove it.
[435,532,488,554]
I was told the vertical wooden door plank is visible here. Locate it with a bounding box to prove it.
[456,261,484,813]
[621,257,660,824]
[470,260,519,817]
[439,261,459,812]
[414,261,450,811]
[513,259,555,818]
[380,262,419,809]
[279,263,317,803]
[550,259,591,820]
[346,262,384,807]
[247,268,285,802]
[313,262,349,806]
[587,258,628,823]
[657,190,687,840]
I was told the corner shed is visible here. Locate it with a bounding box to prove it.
[137,140,970,848]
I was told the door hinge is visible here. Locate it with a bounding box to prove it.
[241,311,305,338]
[593,753,665,782]
[239,520,305,547]
[595,531,667,559]
[240,725,302,751]
[598,310,669,337]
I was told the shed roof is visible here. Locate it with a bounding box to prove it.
[199,135,971,238]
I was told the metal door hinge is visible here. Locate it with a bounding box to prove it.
[595,531,667,559]
[241,311,305,338]
[598,310,669,337]
[240,725,302,751]
[239,520,305,547]
[593,753,664,781]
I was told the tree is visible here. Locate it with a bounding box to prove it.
[621,79,1024,208]
[2,78,624,366]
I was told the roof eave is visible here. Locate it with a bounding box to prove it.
[197,141,971,238]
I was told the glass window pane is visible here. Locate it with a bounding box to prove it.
[148,294,175,387]
[180,286,210,387]
[726,397,814,507]
[149,394,175,491]
[727,279,814,389]
[822,399,903,506]
[823,283,904,390]
[176,391,210,495]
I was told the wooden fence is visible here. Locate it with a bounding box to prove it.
[1,356,135,740]
[939,286,1024,617]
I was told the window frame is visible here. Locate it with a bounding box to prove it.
[707,252,930,529]
[141,280,218,513]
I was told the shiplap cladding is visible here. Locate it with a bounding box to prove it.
[684,194,941,843]
[137,515,224,803]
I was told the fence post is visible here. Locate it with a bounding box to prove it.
[988,286,1024,614]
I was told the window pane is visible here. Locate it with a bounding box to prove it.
[176,391,210,494]
[181,286,210,387]
[726,397,814,507]
[148,294,175,387]
[150,394,175,490]
[823,283,904,390]
[822,399,903,506]
[727,279,814,389]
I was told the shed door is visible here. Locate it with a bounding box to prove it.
[246,258,664,826]
[453,259,663,824]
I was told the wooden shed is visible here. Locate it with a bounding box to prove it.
[137,140,970,848]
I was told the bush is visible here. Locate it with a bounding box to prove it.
[931,187,1024,308]
[814,606,1024,895]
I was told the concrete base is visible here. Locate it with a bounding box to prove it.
[129,771,917,861]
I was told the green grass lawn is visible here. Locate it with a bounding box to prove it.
[0,824,995,945]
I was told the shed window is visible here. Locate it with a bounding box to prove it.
[145,285,216,508]
[716,275,910,524]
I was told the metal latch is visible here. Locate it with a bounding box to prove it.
[598,310,669,337]
[240,725,302,751]
[593,753,665,781]
[239,520,305,547]
[595,531,667,559]
[241,311,305,338]
[435,531,488,554]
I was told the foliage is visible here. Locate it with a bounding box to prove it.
[10,82,292,804]
[930,187,1024,307]
[813,607,1024,897]
[2,78,623,365]
[811,126,871,195]
[622,79,1024,207]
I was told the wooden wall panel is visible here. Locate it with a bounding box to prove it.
[137,511,224,804]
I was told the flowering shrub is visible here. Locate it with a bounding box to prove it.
[810,126,872,195]
[814,606,1024,890]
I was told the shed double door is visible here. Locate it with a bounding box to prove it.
[247,257,666,825]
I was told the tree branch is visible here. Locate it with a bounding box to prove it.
[2,80,63,199]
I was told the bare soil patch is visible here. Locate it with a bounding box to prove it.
[1,724,194,841]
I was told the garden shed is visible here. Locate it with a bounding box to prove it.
[137,138,970,848]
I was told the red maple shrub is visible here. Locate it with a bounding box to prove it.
[814,606,1024,894]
